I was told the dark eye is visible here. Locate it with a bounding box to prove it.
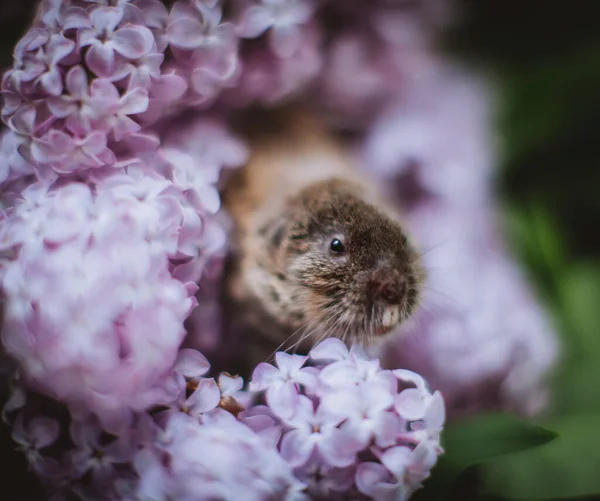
[329,238,345,254]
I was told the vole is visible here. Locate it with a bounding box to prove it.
[219,106,424,376]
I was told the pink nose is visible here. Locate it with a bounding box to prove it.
[379,279,406,304]
[369,269,406,305]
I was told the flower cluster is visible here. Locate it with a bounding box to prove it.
[241,339,445,501]
[3,341,443,501]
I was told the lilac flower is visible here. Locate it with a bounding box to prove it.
[0,130,35,185]
[125,52,164,89]
[47,66,98,135]
[88,78,149,141]
[5,27,51,96]
[167,0,239,102]
[163,374,221,419]
[250,353,319,419]
[132,0,170,53]
[173,347,211,378]
[79,6,155,79]
[167,0,235,52]
[241,339,445,499]
[12,414,61,476]
[371,441,441,499]
[279,395,362,468]
[67,417,135,488]
[134,412,306,501]
[31,129,116,171]
[33,34,76,97]
[360,66,495,208]
[1,385,27,424]
[238,0,316,58]
[40,3,92,36]
[0,180,198,430]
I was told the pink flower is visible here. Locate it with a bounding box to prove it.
[79,6,154,79]
[279,395,362,468]
[132,0,171,53]
[238,0,316,58]
[12,414,61,477]
[167,0,234,52]
[173,348,211,378]
[356,441,441,501]
[67,417,135,487]
[31,130,116,172]
[163,374,221,419]
[47,65,98,135]
[134,412,305,501]
[241,339,445,498]
[33,34,76,97]
[250,353,319,419]
[88,78,149,141]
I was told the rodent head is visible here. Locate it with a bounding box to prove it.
[257,178,423,345]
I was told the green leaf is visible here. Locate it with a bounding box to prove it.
[414,413,558,501]
[558,263,600,354]
[481,413,600,500]
[438,413,558,475]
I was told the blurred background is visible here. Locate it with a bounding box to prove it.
[0,0,598,500]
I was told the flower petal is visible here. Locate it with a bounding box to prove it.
[280,429,314,467]
[120,87,149,115]
[112,115,141,142]
[89,78,120,106]
[380,446,412,477]
[38,68,64,96]
[270,24,302,59]
[186,378,220,414]
[394,388,429,420]
[47,35,76,65]
[29,417,60,449]
[70,418,101,450]
[309,338,349,362]
[86,44,116,78]
[266,380,299,420]
[249,362,280,391]
[174,348,211,377]
[65,65,89,97]
[237,5,274,38]
[275,352,308,376]
[166,17,207,50]
[112,25,154,59]
[356,462,390,496]
[91,6,124,32]
[318,428,361,468]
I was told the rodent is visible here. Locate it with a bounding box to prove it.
[218,105,424,376]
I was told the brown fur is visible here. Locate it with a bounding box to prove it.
[220,106,423,375]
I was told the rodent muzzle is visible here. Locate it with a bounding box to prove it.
[367,268,407,306]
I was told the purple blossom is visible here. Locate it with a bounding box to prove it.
[163,374,221,419]
[241,339,445,499]
[238,0,316,58]
[250,353,319,419]
[31,129,116,171]
[47,65,98,135]
[134,411,306,501]
[12,414,61,476]
[88,78,149,141]
[67,417,134,488]
[33,34,76,97]
[0,179,199,430]
[79,6,155,79]
[280,395,362,468]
